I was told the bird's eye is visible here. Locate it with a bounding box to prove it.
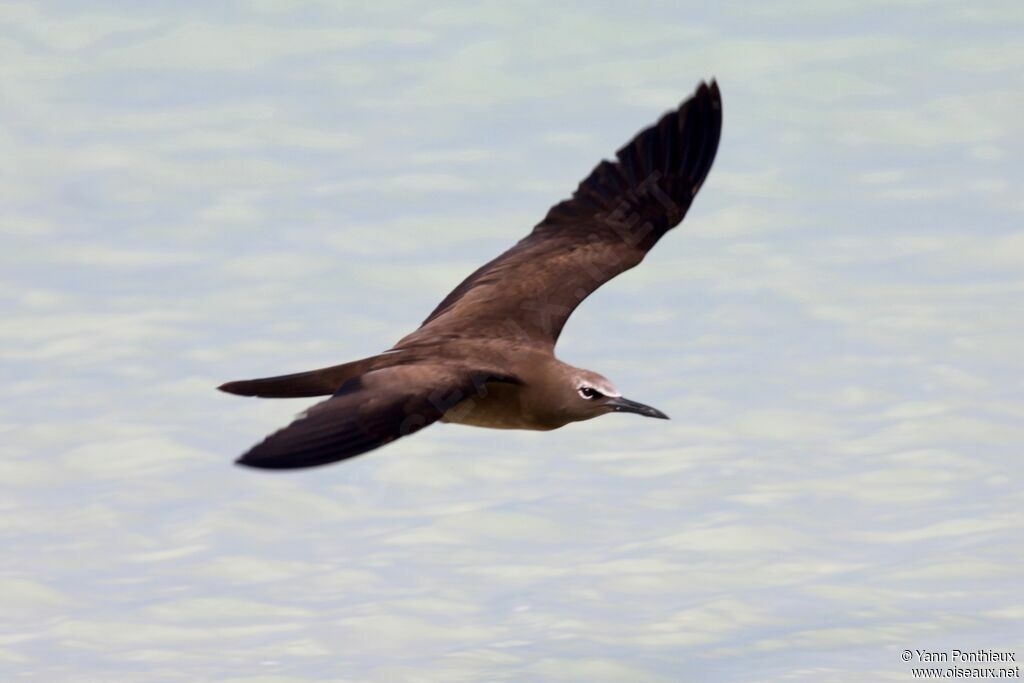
[578,386,603,400]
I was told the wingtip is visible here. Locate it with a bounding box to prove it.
[218,380,259,397]
[234,449,290,470]
[234,453,265,469]
[681,80,721,119]
[696,78,721,106]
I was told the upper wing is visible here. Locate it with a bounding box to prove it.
[398,80,722,350]
[235,363,514,469]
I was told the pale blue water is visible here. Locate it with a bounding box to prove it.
[2,2,1022,680]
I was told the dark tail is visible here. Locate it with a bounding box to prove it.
[218,355,385,398]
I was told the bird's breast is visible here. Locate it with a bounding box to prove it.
[440,381,559,431]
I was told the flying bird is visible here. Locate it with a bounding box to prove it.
[221,80,722,469]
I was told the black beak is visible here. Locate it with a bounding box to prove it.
[606,396,669,419]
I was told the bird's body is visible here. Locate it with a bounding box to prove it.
[221,81,723,469]
[441,380,530,429]
[439,351,616,431]
[438,345,555,430]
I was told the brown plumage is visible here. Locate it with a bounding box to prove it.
[222,80,723,469]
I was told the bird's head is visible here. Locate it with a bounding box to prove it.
[565,368,669,422]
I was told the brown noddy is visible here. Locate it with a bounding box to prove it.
[221,80,722,469]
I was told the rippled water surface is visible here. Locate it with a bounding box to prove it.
[3,2,1023,680]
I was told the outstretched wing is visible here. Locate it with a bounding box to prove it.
[398,80,722,350]
[235,364,514,469]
